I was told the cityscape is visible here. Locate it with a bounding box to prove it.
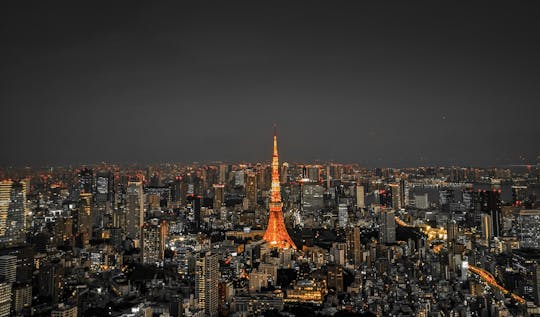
[0,130,539,316]
[1,1,539,317]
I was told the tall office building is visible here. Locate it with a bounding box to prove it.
[480,190,502,237]
[0,180,29,240]
[96,170,114,203]
[12,283,31,316]
[0,283,11,317]
[346,226,362,268]
[38,262,63,304]
[389,183,401,210]
[234,170,245,187]
[413,193,429,210]
[245,172,257,210]
[301,183,324,214]
[213,184,225,211]
[399,178,407,208]
[379,209,396,244]
[378,189,393,208]
[263,128,296,249]
[306,165,320,182]
[191,195,202,232]
[338,204,348,228]
[0,255,16,283]
[463,187,481,223]
[78,168,94,194]
[439,188,454,212]
[77,193,93,247]
[141,219,167,265]
[514,209,540,248]
[0,180,29,241]
[0,181,10,238]
[196,252,219,317]
[126,181,144,241]
[327,264,344,293]
[356,185,365,209]
[462,187,475,211]
[218,164,228,184]
[481,214,493,244]
[447,219,458,244]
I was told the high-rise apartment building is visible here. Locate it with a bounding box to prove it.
[126,181,144,241]
[141,218,167,265]
[196,252,219,317]
[0,180,29,240]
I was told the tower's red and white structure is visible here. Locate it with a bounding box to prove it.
[263,127,297,249]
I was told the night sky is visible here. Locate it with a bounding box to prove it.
[1,1,539,167]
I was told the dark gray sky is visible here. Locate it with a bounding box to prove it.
[1,1,539,167]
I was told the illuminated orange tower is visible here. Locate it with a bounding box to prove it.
[263,127,297,249]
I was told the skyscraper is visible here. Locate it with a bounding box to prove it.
[389,183,401,210]
[78,168,94,194]
[378,189,392,208]
[480,190,502,237]
[0,283,11,317]
[126,181,144,241]
[77,193,93,247]
[141,218,167,265]
[0,255,16,284]
[262,128,296,249]
[196,252,219,317]
[379,209,396,244]
[338,204,348,228]
[481,213,493,244]
[245,172,257,210]
[399,178,407,208]
[514,209,540,248]
[0,181,10,238]
[356,185,365,209]
[171,176,183,205]
[0,179,29,241]
[213,184,225,211]
[96,170,114,203]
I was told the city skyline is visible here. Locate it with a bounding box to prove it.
[2,2,540,317]
[1,1,539,167]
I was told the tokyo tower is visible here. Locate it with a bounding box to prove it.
[262,127,297,249]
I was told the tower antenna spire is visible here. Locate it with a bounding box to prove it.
[263,126,296,249]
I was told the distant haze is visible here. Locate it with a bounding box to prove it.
[1,1,539,167]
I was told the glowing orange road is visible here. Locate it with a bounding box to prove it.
[395,216,412,227]
[395,217,526,304]
[468,265,525,304]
